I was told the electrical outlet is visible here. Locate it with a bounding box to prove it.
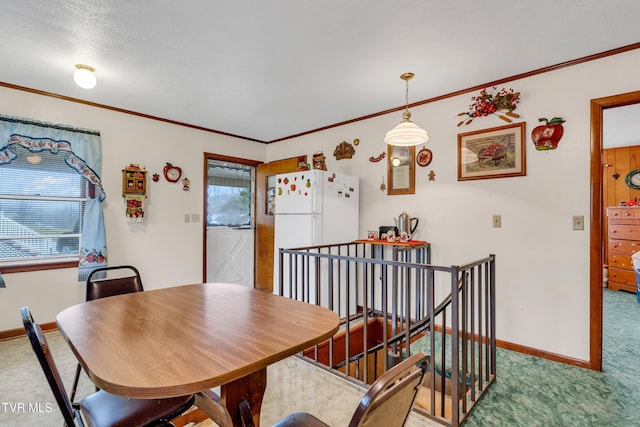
[492,215,501,228]
[573,215,584,230]
[191,213,200,223]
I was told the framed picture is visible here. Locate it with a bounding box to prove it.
[387,145,415,195]
[457,122,526,181]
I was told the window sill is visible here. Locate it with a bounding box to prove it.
[0,259,79,274]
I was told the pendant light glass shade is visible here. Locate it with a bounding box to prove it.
[74,64,96,89]
[385,111,429,146]
[384,73,428,147]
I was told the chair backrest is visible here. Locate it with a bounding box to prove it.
[21,306,78,426]
[86,265,143,301]
[348,351,429,427]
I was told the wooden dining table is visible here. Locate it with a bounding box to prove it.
[56,282,340,427]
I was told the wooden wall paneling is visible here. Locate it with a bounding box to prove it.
[629,145,640,202]
[616,147,631,203]
[603,145,640,266]
[603,148,615,265]
[603,149,615,207]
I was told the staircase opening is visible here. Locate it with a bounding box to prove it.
[278,242,496,427]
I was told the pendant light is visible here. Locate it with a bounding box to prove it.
[74,64,97,89]
[384,72,428,146]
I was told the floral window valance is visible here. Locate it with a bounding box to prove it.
[0,114,107,281]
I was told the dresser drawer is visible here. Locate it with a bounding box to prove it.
[608,239,640,255]
[608,253,634,270]
[609,224,640,241]
[608,267,637,286]
[608,207,640,222]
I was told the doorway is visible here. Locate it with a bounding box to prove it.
[203,153,260,286]
[590,90,640,371]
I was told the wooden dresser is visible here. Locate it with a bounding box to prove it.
[607,206,640,292]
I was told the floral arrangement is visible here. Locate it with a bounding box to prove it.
[621,198,640,207]
[457,87,521,126]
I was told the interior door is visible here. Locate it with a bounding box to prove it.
[203,154,260,286]
[206,226,254,286]
[255,155,306,292]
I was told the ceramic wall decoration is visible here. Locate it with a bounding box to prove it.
[416,147,432,167]
[333,141,356,160]
[312,151,327,170]
[369,152,386,163]
[531,117,566,150]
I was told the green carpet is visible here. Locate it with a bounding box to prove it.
[462,289,640,426]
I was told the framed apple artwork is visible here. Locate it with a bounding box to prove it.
[531,117,566,151]
[163,162,182,183]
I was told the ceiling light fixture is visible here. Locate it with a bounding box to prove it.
[74,64,97,89]
[384,72,429,147]
[26,154,42,165]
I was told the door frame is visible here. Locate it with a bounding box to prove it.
[589,90,640,371]
[202,153,262,283]
[254,156,307,292]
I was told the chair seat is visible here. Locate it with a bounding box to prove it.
[272,352,428,427]
[272,412,330,427]
[79,390,194,427]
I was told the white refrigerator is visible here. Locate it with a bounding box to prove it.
[274,169,359,250]
[273,170,359,298]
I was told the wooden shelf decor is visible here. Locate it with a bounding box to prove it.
[122,164,147,222]
[122,164,147,197]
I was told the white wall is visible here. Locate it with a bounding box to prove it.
[0,86,267,330]
[2,49,639,362]
[266,49,640,361]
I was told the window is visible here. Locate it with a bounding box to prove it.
[207,161,254,227]
[0,145,86,265]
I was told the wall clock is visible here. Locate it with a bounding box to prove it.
[163,163,182,183]
[625,169,640,190]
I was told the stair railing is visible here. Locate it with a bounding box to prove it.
[277,242,495,427]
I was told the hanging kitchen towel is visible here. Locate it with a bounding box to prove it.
[125,195,145,222]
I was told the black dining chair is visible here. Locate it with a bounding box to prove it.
[70,265,144,401]
[21,306,195,427]
[85,264,144,301]
[271,351,429,427]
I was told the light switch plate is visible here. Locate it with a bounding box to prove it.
[573,215,584,230]
[492,215,501,228]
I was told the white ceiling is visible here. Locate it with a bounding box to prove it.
[2,1,640,143]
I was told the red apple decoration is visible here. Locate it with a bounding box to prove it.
[531,117,566,150]
[163,162,182,182]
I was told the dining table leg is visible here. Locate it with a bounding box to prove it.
[221,367,267,427]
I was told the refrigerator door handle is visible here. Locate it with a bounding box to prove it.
[311,214,321,246]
